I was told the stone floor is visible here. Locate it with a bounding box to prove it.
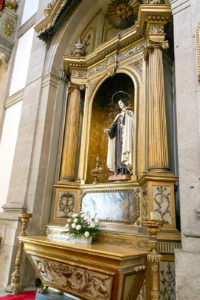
[0,288,80,299]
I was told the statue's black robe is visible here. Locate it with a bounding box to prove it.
[108,115,130,175]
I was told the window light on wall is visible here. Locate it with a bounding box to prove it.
[0,101,22,212]
[9,27,34,96]
[21,0,39,25]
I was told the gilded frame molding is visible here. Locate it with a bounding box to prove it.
[79,187,141,224]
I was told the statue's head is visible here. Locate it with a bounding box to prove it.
[118,98,128,110]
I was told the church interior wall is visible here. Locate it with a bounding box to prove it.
[169,0,200,298]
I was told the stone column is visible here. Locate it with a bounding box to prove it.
[60,83,82,180]
[146,39,169,172]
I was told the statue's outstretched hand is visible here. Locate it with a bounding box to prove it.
[104,129,111,133]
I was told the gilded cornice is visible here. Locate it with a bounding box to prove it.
[35,0,82,41]
[63,4,171,74]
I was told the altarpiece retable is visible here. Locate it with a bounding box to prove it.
[21,1,180,299]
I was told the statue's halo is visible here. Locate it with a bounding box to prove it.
[111,91,131,106]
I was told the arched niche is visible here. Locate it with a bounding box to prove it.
[86,73,135,183]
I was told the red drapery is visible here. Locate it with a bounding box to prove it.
[0,290,36,300]
[0,0,5,11]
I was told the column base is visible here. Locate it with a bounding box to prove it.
[148,166,170,172]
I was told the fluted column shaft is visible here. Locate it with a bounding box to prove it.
[148,41,169,171]
[61,84,81,180]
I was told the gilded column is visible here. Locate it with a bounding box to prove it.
[60,83,82,180]
[146,39,169,172]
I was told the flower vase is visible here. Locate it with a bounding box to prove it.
[72,236,93,244]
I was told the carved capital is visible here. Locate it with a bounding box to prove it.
[147,250,162,263]
[144,40,169,60]
[68,83,85,93]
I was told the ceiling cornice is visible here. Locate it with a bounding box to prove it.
[35,0,82,42]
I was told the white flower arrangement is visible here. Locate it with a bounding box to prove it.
[63,211,99,239]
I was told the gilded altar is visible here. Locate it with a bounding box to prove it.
[20,1,180,299]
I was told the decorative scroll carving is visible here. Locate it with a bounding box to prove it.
[89,62,108,76]
[0,7,17,64]
[87,78,102,99]
[144,39,169,60]
[130,59,143,78]
[141,188,148,220]
[71,69,88,78]
[31,256,113,300]
[152,186,172,224]
[137,238,150,250]
[118,42,146,62]
[6,0,18,10]
[3,17,14,36]
[196,22,200,80]
[82,27,96,55]
[56,191,76,218]
[149,24,164,34]
[160,262,175,300]
[85,42,145,79]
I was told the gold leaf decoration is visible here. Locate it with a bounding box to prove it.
[106,0,141,29]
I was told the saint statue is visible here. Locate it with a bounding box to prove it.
[104,92,134,177]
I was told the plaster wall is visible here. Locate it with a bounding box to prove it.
[170,0,200,298]
[0,0,110,289]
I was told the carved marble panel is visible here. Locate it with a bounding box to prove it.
[31,256,113,300]
[56,191,76,218]
[160,261,175,300]
[141,188,148,220]
[152,186,172,224]
[71,69,88,79]
[82,27,96,55]
[149,24,164,34]
[117,42,146,62]
[130,59,143,78]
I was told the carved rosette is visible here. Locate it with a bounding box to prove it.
[31,256,113,300]
[106,0,141,30]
